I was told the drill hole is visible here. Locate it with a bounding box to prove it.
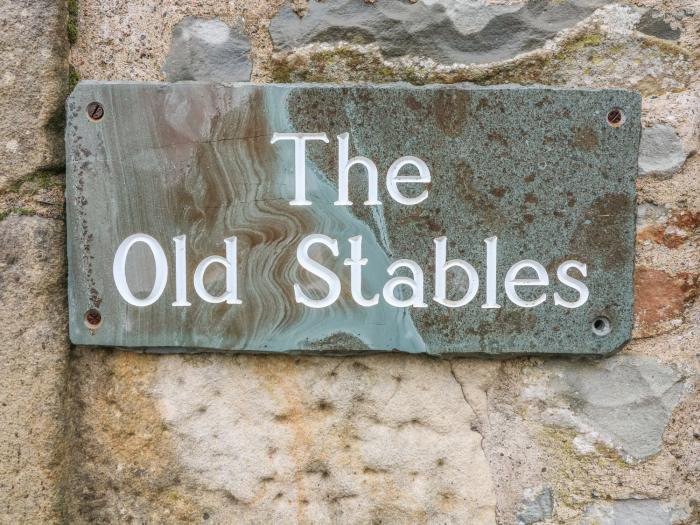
[84,308,102,329]
[592,316,611,336]
[86,101,104,121]
[606,108,624,127]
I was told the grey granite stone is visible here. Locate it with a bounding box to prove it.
[541,356,686,460]
[635,10,681,40]
[582,499,673,525]
[270,0,609,65]
[638,124,686,179]
[517,486,553,524]
[163,17,252,83]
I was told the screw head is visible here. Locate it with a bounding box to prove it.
[592,316,611,336]
[86,101,104,121]
[84,308,102,329]
[606,108,624,127]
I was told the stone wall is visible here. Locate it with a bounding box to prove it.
[1,1,698,523]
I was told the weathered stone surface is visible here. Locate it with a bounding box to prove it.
[65,351,497,524]
[636,10,681,41]
[636,207,700,250]
[163,17,252,83]
[67,82,640,355]
[0,169,65,222]
[271,5,694,98]
[517,486,553,525]
[472,351,700,523]
[582,499,673,525]
[634,267,698,337]
[270,0,608,65]
[521,355,686,461]
[0,215,68,523]
[638,124,687,179]
[4,0,699,523]
[68,0,280,82]
[0,0,68,191]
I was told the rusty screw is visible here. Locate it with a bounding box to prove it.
[84,308,102,329]
[606,108,624,127]
[86,101,104,121]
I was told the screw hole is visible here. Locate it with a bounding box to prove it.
[86,101,104,121]
[592,316,611,336]
[84,308,102,329]
[606,108,624,127]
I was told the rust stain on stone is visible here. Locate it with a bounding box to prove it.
[434,90,470,137]
[637,209,700,249]
[66,350,205,522]
[405,94,422,111]
[487,131,508,148]
[569,193,633,271]
[634,267,699,336]
[571,126,599,152]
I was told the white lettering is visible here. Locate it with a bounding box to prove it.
[294,234,341,308]
[113,233,168,307]
[481,236,501,309]
[193,237,242,304]
[504,259,549,308]
[270,132,329,206]
[334,133,381,206]
[554,260,589,308]
[383,259,427,308]
[433,237,479,307]
[172,235,191,307]
[344,235,379,307]
[386,156,431,205]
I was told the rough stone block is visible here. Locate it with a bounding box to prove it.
[0,0,68,190]
[0,215,68,523]
[270,0,609,65]
[65,352,497,523]
[638,124,686,179]
[582,499,674,525]
[163,17,252,83]
[522,355,686,461]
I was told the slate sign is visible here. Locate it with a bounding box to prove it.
[66,82,640,355]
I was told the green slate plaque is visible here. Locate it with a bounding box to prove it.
[66,82,640,355]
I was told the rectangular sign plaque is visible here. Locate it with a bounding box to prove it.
[66,82,640,355]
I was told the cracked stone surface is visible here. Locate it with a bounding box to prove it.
[163,17,252,83]
[65,353,497,523]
